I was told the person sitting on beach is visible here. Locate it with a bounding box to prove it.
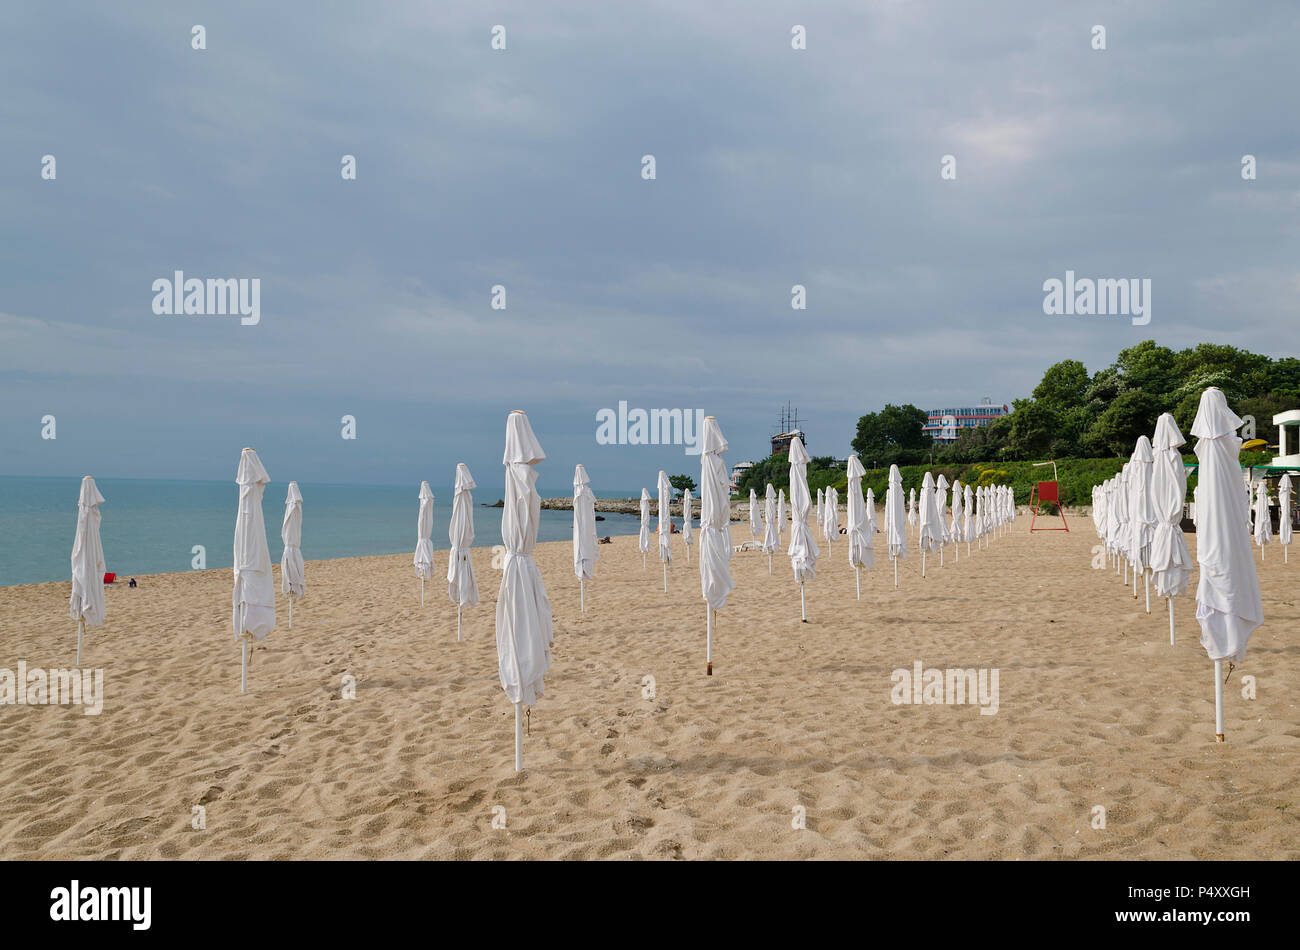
[129,577,137,588]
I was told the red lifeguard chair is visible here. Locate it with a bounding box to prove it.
[1028,460,1068,531]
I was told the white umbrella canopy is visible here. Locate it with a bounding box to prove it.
[1113,464,1132,574]
[865,486,878,539]
[414,481,436,584]
[1127,437,1157,573]
[449,463,480,626]
[846,456,873,593]
[917,472,943,574]
[1253,480,1272,551]
[573,463,597,613]
[657,470,674,587]
[787,436,820,585]
[935,474,951,546]
[884,465,908,589]
[280,482,305,600]
[69,476,107,664]
[1191,388,1264,743]
[1092,483,1107,542]
[698,416,735,674]
[777,488,787,543]
[638,488,652,566]
[1150,414,1193,646]
[907,488,917,530]
[816,488,825,534]
[681,487,694,561]
[1105,474,1123,561]
[233,448,275,694]
[762,484,779,555]
[949,479,964,545]
[573,464,598,582]
[233,448,275,643]
[280,482,305,628]
[962,483,975,552]
[824,487,839,547]
[1279,474,1293,556]
[749,487,762,539]
[1191,389,1262,657]
[496,411,554,769]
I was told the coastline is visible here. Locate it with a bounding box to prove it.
[1,521,1294,859]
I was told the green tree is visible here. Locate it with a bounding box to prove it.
[851,404,931,467]
[1005,397,1057,459]
[668,474,696,495]
[1032,359,1089,412]
[1115,340,1178,400]
[1088,390,1162,455]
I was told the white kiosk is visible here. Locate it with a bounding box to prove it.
[1271,410,1300,468]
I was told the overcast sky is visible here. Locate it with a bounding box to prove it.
[2,1,1297,493]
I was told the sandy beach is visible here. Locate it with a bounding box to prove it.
[1,515,1296,860]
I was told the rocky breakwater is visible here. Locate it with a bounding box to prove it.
[540,497,746,521]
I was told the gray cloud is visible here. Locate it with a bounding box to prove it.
[1,0,1297,490]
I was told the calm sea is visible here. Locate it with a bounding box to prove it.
[0,476,645,587]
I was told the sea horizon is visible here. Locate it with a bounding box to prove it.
[0,474,646,587]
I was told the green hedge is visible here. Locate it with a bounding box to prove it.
[739,450,1274,508]
[809,452,1271,508]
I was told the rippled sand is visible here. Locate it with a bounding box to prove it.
[1,515,1296,859]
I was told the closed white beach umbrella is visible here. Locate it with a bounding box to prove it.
[233,448,275,695]
[699,416,735,674]
[572,463,598,612]
[682,488,694,563]
[1092,484,1107,544]
[496,411,553,770]
[280,481,304,628]
[824,486,839,550]
[787,435,820,621]
[1105,475,1124,575]
[1150,413,1193,645]
[1253,480,1272,555]
[846,455,872,599]
[907,487,917,534]
[638,488,652,569]
[935,474,951,564]
[749,487,762,539]
[917,471,942,576]
[777,488,787,546]
[414,481,436,605]
[1118,470,1134,580]
[449,462,480,638]
[762,483,779,573]
[657,469,674,591]
[1279,474,1293,561]
[963,483,975,556]
[885,464,908,587]
[1191,388,1263,742]
[817,488,825,535]
[1128,436,1157,608]
[69,475,107,665]
[949,478,964,561]
[865,486,878,540]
